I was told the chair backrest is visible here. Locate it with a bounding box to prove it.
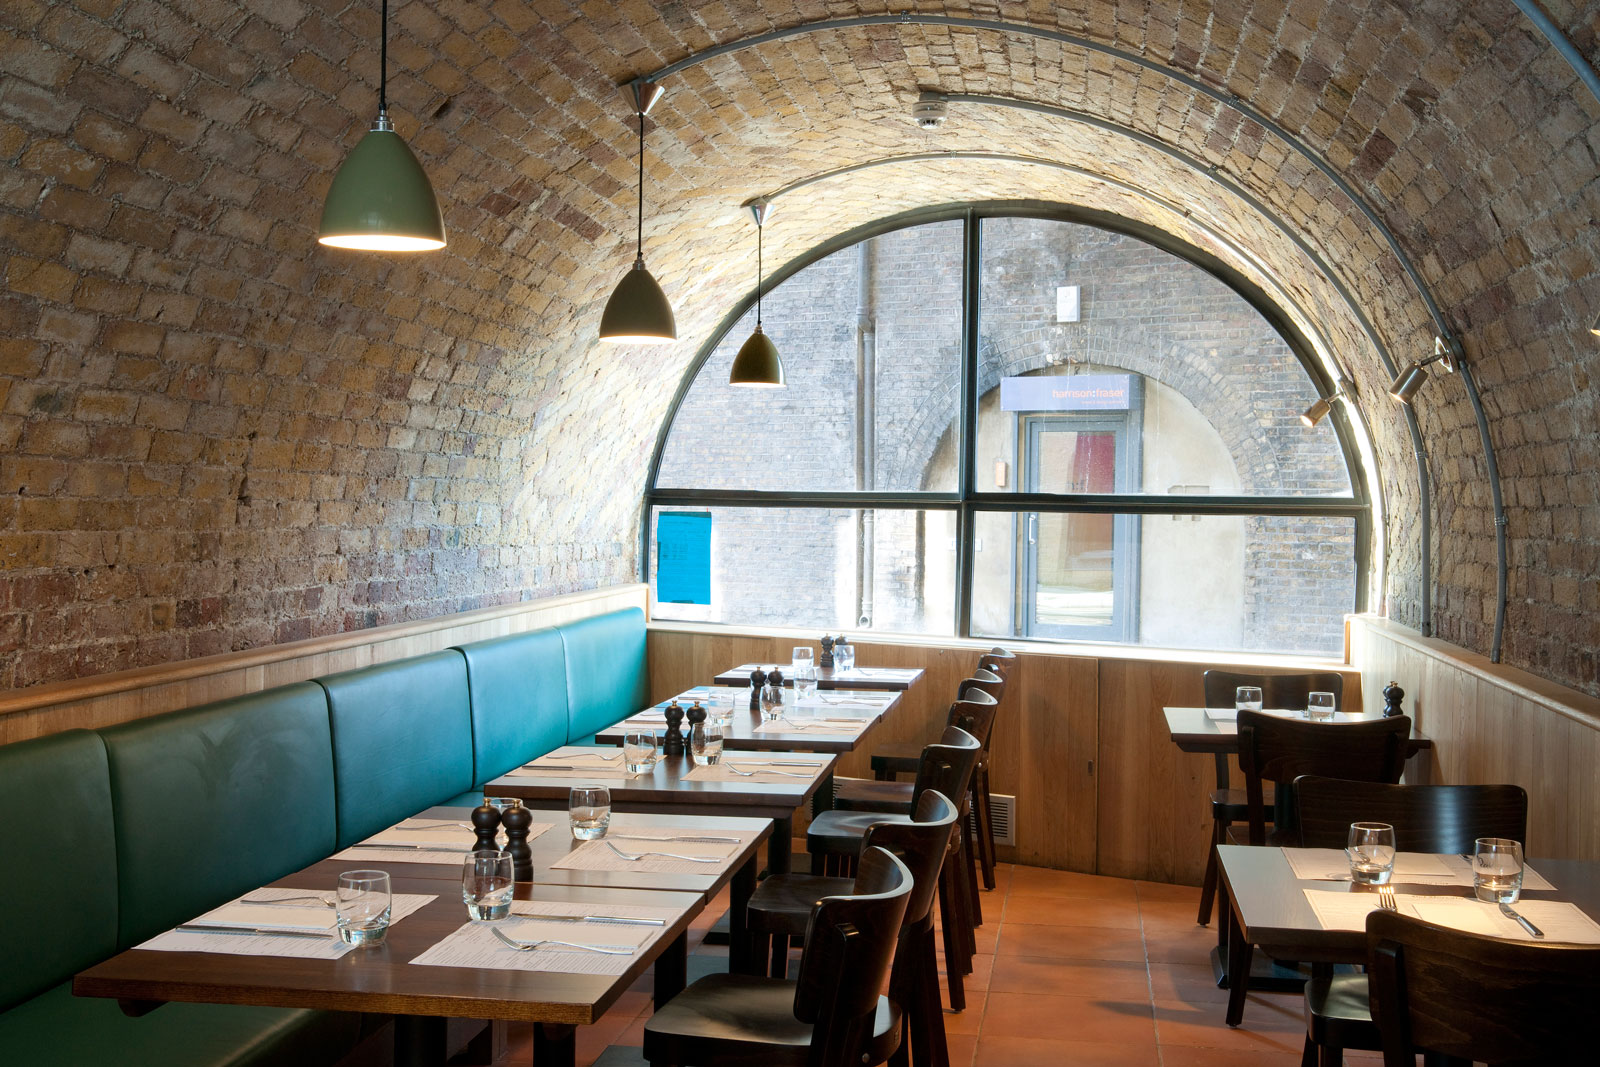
[1236,710,1410,844]
[793,846,914,1067]
[1367,910,1600,1066]
[943,688,999,749]
[1294,777,1528,854]
[978,646,1015,678]
[1204,668,1345,711]
[957,669,1004,708]
[910,726,982,812]
[860,789,961,928]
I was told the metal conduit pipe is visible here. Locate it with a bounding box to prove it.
[855,240,877,629]
[1512,0,1600,106]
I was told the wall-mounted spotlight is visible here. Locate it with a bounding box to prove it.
[1300,378,1353,427]
[1591,312,1600,337]
[1388,337,1458,404]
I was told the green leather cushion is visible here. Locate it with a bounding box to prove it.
[0,730,118,1013]
[99,683,339,948]
[320,650,475,848]
[455,628,569,786]
[558,608,648,742]
[1,982,358,1067]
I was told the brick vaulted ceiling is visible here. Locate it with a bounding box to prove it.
[1,2,1598,692]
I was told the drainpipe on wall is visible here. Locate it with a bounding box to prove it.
[855,240,876,628]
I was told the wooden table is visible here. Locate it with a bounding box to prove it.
[484,751,836,877]
[1164,706,1435,785]
[1215,846,1600,1027]
[712,663,924,691]
[75,871,702,1067]
[595,686,900,754]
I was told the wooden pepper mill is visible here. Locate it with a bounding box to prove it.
[470,801,501,853]
[662,701,686,757]
[748,668,767,710]
[819,635,835,669]
[500,802,533,881]
[1382,680,1405,718]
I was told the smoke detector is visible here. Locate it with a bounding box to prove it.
[911,91,949,129]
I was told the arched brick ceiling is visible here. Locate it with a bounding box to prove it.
[2,1,1597,692]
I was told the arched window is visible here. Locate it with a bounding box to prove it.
[646,209,1371,656]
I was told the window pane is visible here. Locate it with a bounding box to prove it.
[970,510,1355,655]
[656,220,963,492]
[649,506,955,635]
[969,217,1353,498]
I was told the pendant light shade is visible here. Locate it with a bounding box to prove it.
[599,82,676,344]
[729,199,785,387]
[318,0,444,252]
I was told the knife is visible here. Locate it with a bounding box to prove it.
[1499,902,1544,938]
[608,833,741,844]
[176,923,334,939]
[514,913,666,926]
[350,842,465,853]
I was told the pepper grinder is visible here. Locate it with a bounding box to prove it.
[766,668,784,705]
[819,635,835,669]
[662,701,686,757]
[470,801,502,853]
[748,667,767,710]
[1382,680,1405,718]
[500,803,533,881]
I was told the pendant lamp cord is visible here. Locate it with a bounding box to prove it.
[635,109,645,265]
[755,221,763,327]
[379,0,387,113]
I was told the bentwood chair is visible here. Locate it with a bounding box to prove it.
[644,846,913,1067]
[1221,711,1410,1027]
[742,791,961,1067]
[807,726,983,1010]
[1197,669,1346,924]
[1367,910,1599,1067]
[1294,778,1528,1067]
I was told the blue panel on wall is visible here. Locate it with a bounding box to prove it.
[657,511,712,605]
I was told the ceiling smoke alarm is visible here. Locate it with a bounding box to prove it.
[911,92,949,129]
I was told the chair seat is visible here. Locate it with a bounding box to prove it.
[745,874,855,937]
[832,777,914,813]
[868,743,922,778]
[1305,973,1379,1049]
[1223,824,1296,847]
[1208,785,1274,820]
[643,973,900,1066]
[807,810,913,856]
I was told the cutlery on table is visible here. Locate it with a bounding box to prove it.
[1499,902,1544,938]
[515,912,666,926]
[1377,885,1398,911]
[721,763,814,777]
[608,834,741,844]
[604,841,720,864]
[560,751,623,761]
[491,926,635,955]
[176,923,332,939]
[239,895,335,907]
[349,842,465,853]
[392,822,472,831]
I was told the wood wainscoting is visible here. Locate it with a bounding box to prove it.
[1348,614,1600,862]
[0,584,648,745]
[647,624,1362,884]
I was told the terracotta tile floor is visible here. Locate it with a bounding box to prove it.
[492,861,1386,1067]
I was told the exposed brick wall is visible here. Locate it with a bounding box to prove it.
[1,2,1597,694]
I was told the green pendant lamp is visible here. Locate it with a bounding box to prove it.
[318,0,445,252]
[729,199,785,387]
[599,82,676,343]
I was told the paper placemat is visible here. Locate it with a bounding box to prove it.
[549,833,750,874]
[508,746,649,780]
[753,717,869,736]
[1303,890,1600,942]
[409,899,676,976]
[336,817,555,864]
[1285,848,1553,890]
[684,759,825,784]
[138,890,436,959]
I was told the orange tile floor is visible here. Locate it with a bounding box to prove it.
[491,862,1385,1067]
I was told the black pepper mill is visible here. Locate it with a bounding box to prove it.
[1382,680,1405,718]
[662,701,686,757]
[819,635,835,669]
[748,668,767,710]
[471,801,502,853]
[500,803,534,881]
[766,668,784,705]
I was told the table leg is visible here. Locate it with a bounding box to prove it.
[533,1022,576,1067]
[727,854,757,973]
[394,1015,449,1067]
[1224,900,1252,1027]
[768,816,792,875]
[811,772,836,816]
[653,931,688,1009]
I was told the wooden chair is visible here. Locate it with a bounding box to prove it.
[1222,711,1410,1027]
[1293,778,1528,1067]
[1367,909,1599,1067]
[644,846,913,1067]
[741,791,961,1067]
[807,725,983,1010]
[1197,669,1346,925]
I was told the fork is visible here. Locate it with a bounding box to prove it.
[491,926,635,955]
[239,894,335,907]
[1378,885,1398,911]
[605,841,720,864]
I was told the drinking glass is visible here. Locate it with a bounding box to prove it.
[760,683,783,721]
[623,728,656,773]
[711,693,736,727]
[691,720,724,765]
[1235,686,1263,712]
[1473,837,1525,903]
[793,662,818,703]
[1306,691,1336,721]
[1346,822,1396,885]
[835,641,855,672]
[792,646,814,673]
[569,785,611,840]
[462,850,514,921]
[335,870,392,946]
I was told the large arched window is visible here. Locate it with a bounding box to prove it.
[646,208,1371,656]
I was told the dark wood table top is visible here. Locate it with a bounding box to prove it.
[74,872,701,1026]
[711,663,924,692]
[1163,706,1435,755]
[484,750,837,816]
[594,686,900,753]
[1217,846,1600,963]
